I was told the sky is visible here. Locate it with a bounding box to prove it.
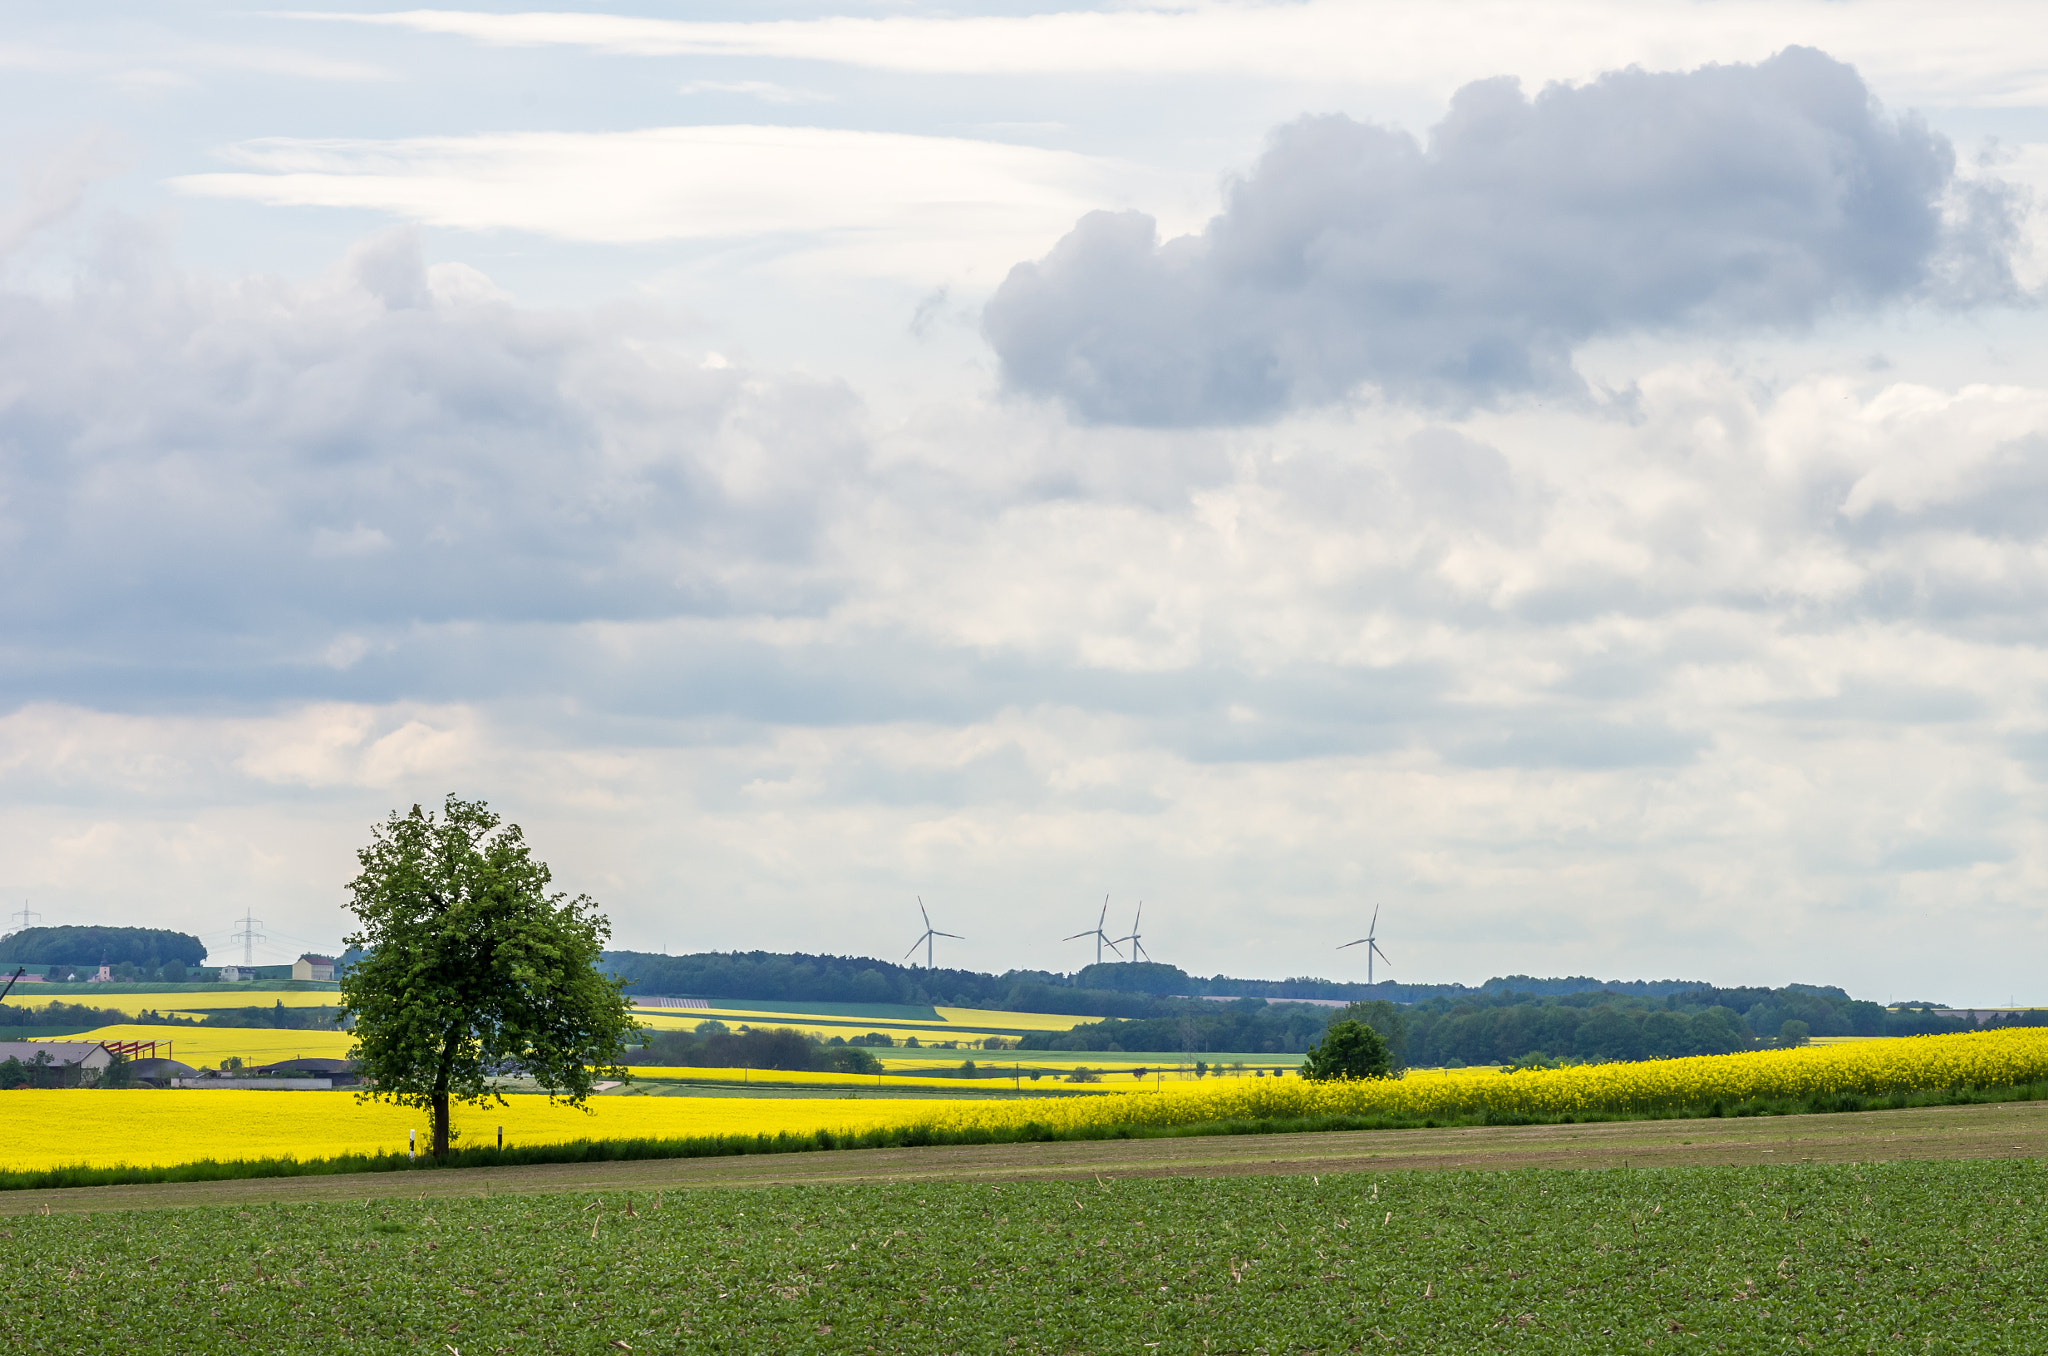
[3,1,2047,1003]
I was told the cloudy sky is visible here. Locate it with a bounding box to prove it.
[4,1,2047,1002]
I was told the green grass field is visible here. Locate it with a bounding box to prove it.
[4,1156,2042,1353]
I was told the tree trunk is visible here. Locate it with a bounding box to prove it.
[433,1091,451,1158]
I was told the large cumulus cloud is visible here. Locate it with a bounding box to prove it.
[984,47,2021,425]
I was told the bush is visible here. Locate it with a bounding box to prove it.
[1300,1020,1393,1081]
[830,1046,882,1075]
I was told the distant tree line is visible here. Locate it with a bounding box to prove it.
[0,1000,138,1030]
[1017,999,1337,1054]
[631,1022,885,1075]
[1399,985,2002,1067]
[1004,984,2020,1064]
[0,926,207,969]
[598,949,1712,1013]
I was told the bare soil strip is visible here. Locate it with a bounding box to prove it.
[7,1100,2044,1216]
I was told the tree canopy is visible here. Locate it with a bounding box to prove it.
[339,796,637,1156]
[0,925,206,968]
[1300,1020,1394,1081]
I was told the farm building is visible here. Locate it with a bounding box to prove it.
[0,1040,115,1087]
[292,954,336,982]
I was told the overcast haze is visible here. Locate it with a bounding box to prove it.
[4,1,2048,1004]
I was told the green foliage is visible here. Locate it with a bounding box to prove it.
[2,1160,2042,1352]
[1300,1019,1393,1081]
[831,1044,883,1075]
[1330,999,1408,1068]
[340,796,636,1156]
[198,1002,342,1031]
[634,1025,865,1073]
[1780,1018,1812,1046]
[1018,1000,1331,1054]
[0,924,207,968]
[0,1000,139,1030]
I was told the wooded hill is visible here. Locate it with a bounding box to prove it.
[0,926,207,968]
[1027,986,2013,1063]
[599,950,1708,1014]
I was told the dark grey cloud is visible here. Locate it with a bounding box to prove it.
[984,47,2019,426]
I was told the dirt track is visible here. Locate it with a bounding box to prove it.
[7,1099,2044,1216]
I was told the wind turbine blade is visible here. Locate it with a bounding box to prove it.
[1104,939,1124,957]
[919,896,932,929]
[1369,902,1380,936]
[936,931,964,939]
[1336,939,1367,950]
[1062,930,1093,942]
[1373,940,1392,967]
[1098,898,1109,929]
[903,937,927,961]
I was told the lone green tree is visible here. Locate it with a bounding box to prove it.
[1300,1019,1394,1081]
[339,796,638,1157]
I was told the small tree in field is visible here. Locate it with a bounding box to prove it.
[1300,1019,1394,1081]
[340,796,637,1157]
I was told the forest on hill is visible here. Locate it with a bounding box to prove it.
[599,949,1709,1015]
[1024,986,2007,1062]
[0,925,208,968]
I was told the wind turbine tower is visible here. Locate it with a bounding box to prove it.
[1336,905,1392,986]
[1064,896,1125,967]
[1113,901,1151,963]
[903,897,963,970]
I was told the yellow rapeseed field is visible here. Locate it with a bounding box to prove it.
[620,1066,1110,1094]
[8,1027,2039,1175]
[13,988,340,1017]
[904,1027,2048,1134]
[0,1089,987,1172]
[52,1025,356,1067]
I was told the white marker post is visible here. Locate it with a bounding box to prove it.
[497,1125,503,1150]
[408,1128,415,1162]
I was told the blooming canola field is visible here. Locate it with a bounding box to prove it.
[56,1024,357,1067]
[13,987,341,1017]
[5,1029,2044,1174]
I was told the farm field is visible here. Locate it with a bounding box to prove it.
[618,1066,1114,1095]
[6,1099,2043,1213]
[1,1153,2043,1353]
[630,1003,1097,1047]
[0,1087,1086,1172]
[874,1048,1304,1075]
[9,986,340,1016]
[9,1029,2048,1181]
[50,1024,356,1067]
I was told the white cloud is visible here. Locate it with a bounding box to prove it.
[303,3,2048,106]
[677,79,830,105]
[169,125,1178,283]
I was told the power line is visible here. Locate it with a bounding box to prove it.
[8,902,40,932]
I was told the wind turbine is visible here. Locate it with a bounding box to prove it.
[1112,900,1151,963]
[1064,895,1126,966]
[903,897,962,970]
[1337,905,1392,986]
